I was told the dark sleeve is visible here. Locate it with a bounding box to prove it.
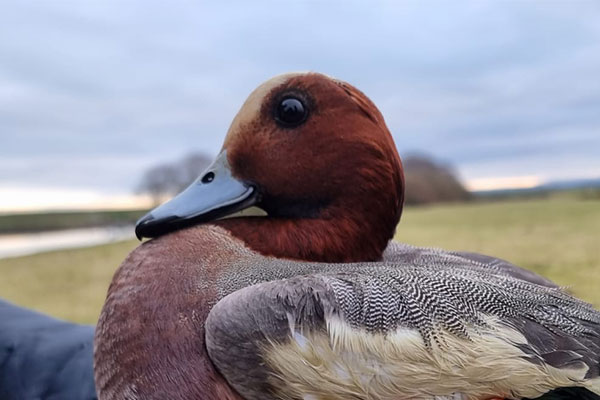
[0,299,97,400]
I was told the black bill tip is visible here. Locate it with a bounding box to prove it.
[134,186,258,240]
[135,214,178,240]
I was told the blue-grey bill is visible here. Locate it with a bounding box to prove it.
[135,151,258,239]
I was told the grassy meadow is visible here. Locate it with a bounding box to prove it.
[0,197,598,324]
[0,209,145,233]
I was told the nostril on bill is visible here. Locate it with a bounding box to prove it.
[201,172,215,184]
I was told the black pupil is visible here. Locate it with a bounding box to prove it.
[277,97,306,125]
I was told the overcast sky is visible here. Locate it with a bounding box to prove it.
[1,1,599,210]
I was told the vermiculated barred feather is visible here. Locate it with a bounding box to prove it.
[217,242,600,348]
[209,240,600,399]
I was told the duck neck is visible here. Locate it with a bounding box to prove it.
[213,203,399,263]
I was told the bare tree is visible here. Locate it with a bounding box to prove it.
[137,152,213,205]
[403,154,471,205]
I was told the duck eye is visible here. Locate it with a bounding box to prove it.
[275,97,308,127]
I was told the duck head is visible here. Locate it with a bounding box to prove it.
[135,72,404,262]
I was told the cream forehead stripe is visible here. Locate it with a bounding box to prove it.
[264,317,598,400]
[223,72,310,148]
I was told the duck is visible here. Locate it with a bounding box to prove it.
[93,72,600,400]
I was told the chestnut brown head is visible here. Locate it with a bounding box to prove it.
[136,72,404,261]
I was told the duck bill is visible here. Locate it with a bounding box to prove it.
[135,151,258,239]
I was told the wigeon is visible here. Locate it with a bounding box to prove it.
[94,73,600,400]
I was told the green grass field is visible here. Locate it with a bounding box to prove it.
[0,197,598,324]
[0,209,146,233]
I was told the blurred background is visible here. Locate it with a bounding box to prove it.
[1,1,599,323]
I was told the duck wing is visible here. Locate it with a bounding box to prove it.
[528,387,600,399]
[383,241,559,288]
[206,257,600,400]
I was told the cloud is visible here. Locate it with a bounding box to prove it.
[1,0,599,204]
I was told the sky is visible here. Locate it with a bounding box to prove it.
[1,1,600,211]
